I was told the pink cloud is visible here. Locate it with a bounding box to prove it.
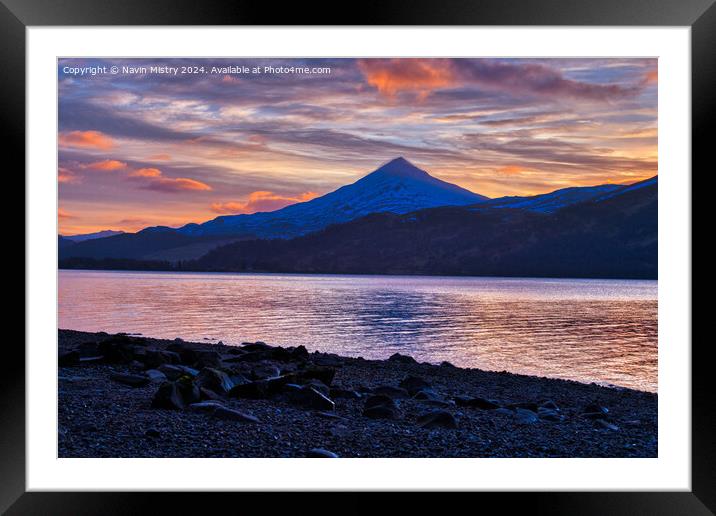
[357,58,645,101]
[127,167,211,192]
[58,167,79,184]
[116,217,151,231]
[59,130,115,150]
[211,191,319,214]
[146,177,212,192]
[357,59,454,97]
[129,167,162,178]
[83,159,127,171]
[58,208,74,220]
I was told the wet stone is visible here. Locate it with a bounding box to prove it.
[308,448,339,458]
[110,373,151,388]
[212,407,260,423]
[416,410,458,429]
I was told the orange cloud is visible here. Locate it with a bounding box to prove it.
[149,177,212,192]
[58,208,74,220]
[357,59,455,97]
[497,165,526,176]
[147,153,172,161]
[59,130,114,150]
[83,159,127,171]
[645,69,658,84]
[58,167,79,183]
[115,217,151,231]
[129,167,162,178]
[127,167,211,192]
[211,191,319,215]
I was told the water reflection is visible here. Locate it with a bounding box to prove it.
[58,270,657,391]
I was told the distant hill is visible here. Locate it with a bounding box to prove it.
[58,235,75,251]
[59,226,251,261]
[188,176,657,279]
[480,184,623,213]
[61,229,124,242]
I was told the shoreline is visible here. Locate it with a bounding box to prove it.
[58,329,658,458]
[60,328,656,394]
[58,264,658,282]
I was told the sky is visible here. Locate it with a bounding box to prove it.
[58,58,657,235]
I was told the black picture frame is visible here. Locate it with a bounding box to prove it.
[5,0,710,513]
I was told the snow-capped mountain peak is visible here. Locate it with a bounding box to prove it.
[178,158,488,238]
[367,156,431,180]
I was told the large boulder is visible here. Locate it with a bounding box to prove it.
[200,387,224,401]
[287,385,335,411]
[145,369,168,383]
[363,395,399,419]
[416,410,457,429]
[413,388,444,402]
[166,342,198,365]
[228,380,269,399]
[151,382,185,410]
[143,349,181,369]
[188,401,225,414]
[582,403,609,420]
[241,342,273,352]
[194,350,223,368]
[388,353,417,364]
[297,366,336,386]
[77,341,100,356]
[58,351,80,367]
[372,386,409,399]
[251,364,281,381]
[151,378,200,410]
[301,379,330,397]
[157,364,199,381]
[98,336,144,364]
[195,367,234,394]
[454,396,500,410]
[228,374,297,399]
[290,345,310,361]
[399,375,431,395]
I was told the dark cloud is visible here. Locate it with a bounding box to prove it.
[451,59,646,101]
[59,99,200,142]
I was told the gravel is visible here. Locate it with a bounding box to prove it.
[58,329,658,458]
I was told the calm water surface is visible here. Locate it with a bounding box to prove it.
[58,270,657,392]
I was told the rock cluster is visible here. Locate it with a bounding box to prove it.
[58,330,658,458]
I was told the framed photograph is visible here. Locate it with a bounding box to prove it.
[8,0,711,512]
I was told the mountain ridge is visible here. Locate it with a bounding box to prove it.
[177,157,488,238]
[60,175,657,279]
[187,175,657,279]
[61,229,125,242]
[58,158,656,271]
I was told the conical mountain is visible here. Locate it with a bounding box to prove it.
[179,157,488,238]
